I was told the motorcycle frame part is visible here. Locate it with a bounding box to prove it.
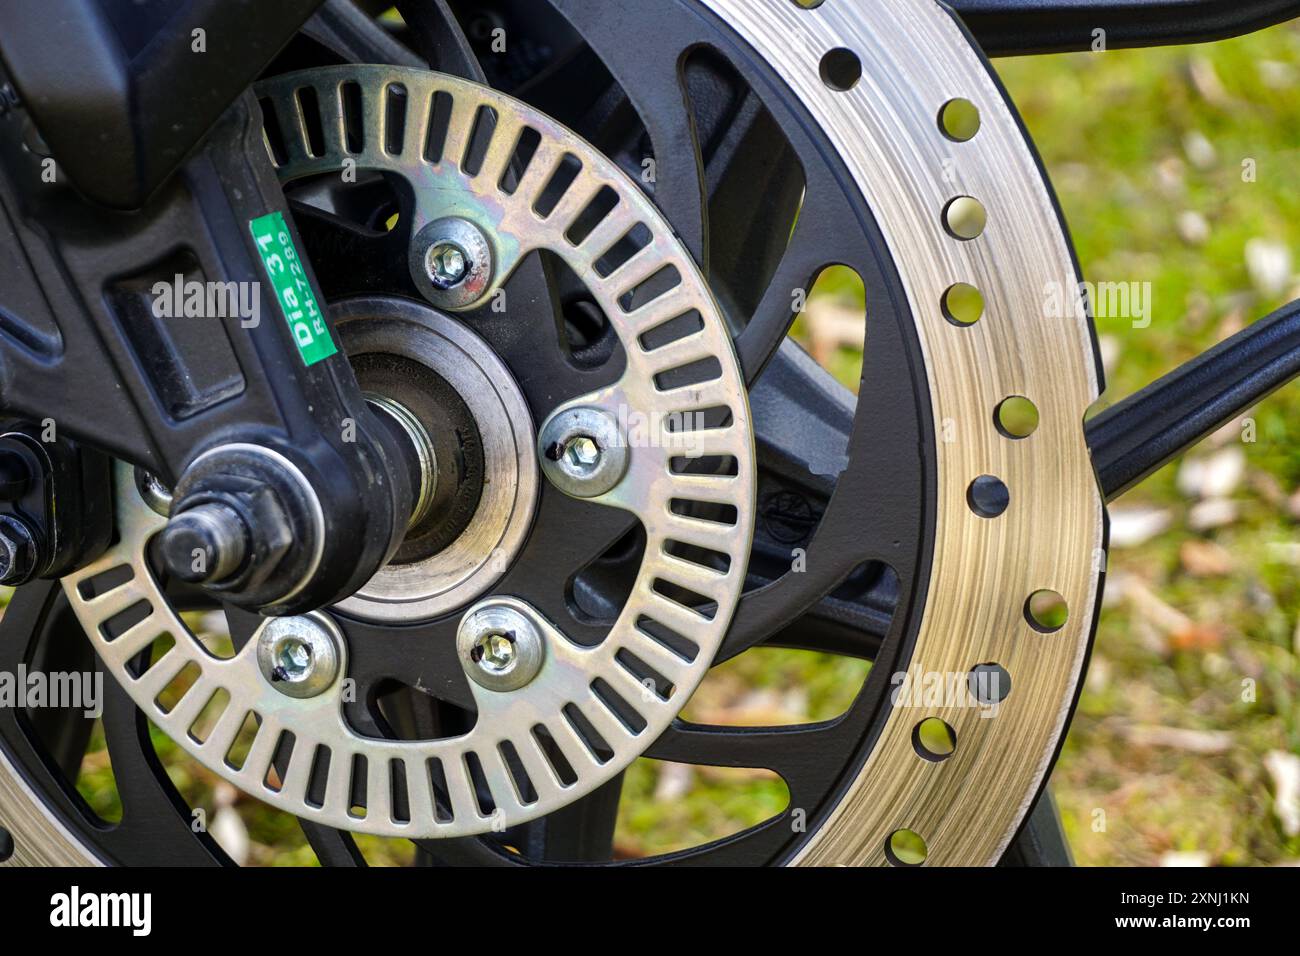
[0,423,112,584]
[0,0,327,209]
[949,0,1300,56]
[0,74,414,613]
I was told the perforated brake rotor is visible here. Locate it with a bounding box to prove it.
[59,67,757,838]
[28,0,1109,865]
[710,0,1105,865]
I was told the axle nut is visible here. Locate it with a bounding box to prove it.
[0,515,38,585]
[158,502,249,584]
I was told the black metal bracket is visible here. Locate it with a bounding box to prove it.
[0,0,326,210]
[1086,297,1300,501]
[0,65,411,612]
[950,0,1300,56]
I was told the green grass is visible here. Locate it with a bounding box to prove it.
[997,25,1300,866]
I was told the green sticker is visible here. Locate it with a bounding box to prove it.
[249,211,337,366]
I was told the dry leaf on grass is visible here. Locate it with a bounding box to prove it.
[211,782,249,865]
[1176,210,1210,245]
[1117,573,1224,652]
[1182,130,1217,170]
[1245,238,1294,298]
[1187,497,1239,531]
[653,761,695,803]
[1188,56,1235,107]
[1263,750,1300,838]
[1179,539,1234,577]
[803,300,864,366]
[1109,505,1173,548]
[1177,446,1245,499]
[1160,851,1211,867]
[1118,723,1234,755]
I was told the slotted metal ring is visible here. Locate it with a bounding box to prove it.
[60,66,758,839]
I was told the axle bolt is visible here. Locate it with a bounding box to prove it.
[256,613,343,699]
[158,502,249,584]
[0,515,38,585]
[458,604,545,692]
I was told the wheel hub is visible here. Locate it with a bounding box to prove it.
[334,295,536,622]
[0,0,1111,866]
[59,65,758,838]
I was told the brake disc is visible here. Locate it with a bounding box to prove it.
[3,0,1104,866]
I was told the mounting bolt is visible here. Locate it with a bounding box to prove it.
[256,613,343,699]
[410,217,493,310]
[158,502,249,584]
[457,604,545,692]
[538,407,628,498]
[0,515,38,585]
[426,242,469,289]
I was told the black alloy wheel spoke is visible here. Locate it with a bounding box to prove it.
[0,582,228,865]
[1086,296,1300,501]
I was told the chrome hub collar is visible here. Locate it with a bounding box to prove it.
[332,296,538,623]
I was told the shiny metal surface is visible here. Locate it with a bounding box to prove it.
[0,745,101,866]
[457,603,547,692]
[692,0,1104,865]
[364,393,438,530]
[332,296,538,622]
[256,613,344,699]
[537,406,629,499]
[60,66,756,838]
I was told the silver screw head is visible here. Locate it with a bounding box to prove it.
[426,242,469,289]
[410,217,493,310]
[256,613,343,699]
[564,435,601,470]
[277,639,313,678]
[538,407,628,499]
[473,631,517,671]
[457,605,545,692]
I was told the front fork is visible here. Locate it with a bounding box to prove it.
[0,81,416,613]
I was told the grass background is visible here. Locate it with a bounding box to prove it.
[996,24,1300,867]
[12,19,1300,866]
